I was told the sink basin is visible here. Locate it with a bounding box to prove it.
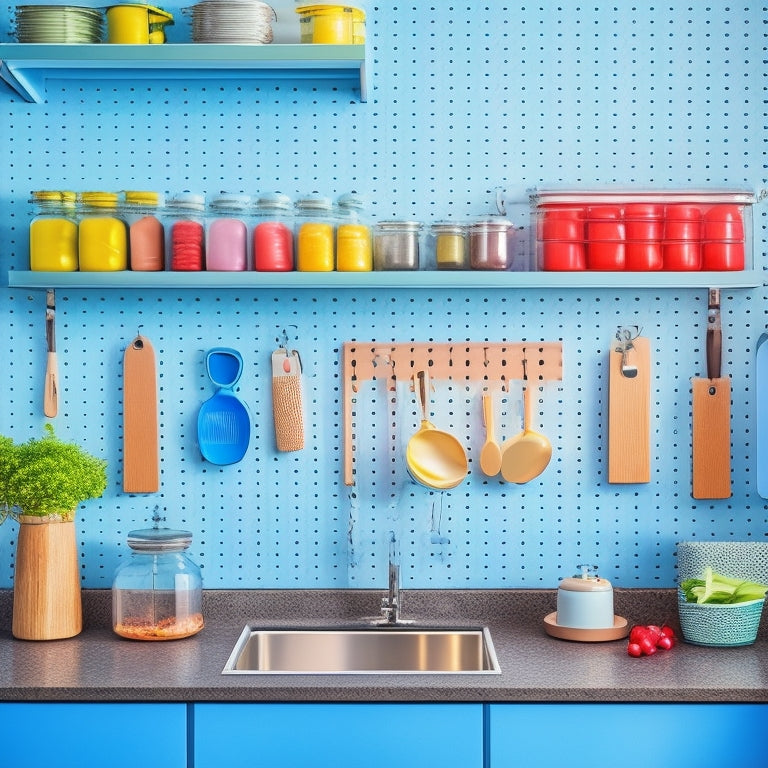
[222,625,501,674]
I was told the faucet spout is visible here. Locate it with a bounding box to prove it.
[380,532,402,624]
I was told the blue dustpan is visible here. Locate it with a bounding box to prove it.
[198,348,251,465]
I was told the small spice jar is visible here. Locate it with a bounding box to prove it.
[335,192,372,272]
[206,193,250,271]
[431,222,468,270]
[123,190,165,271]
[295,193,335,271]
[373,220,422,270]
[166,192,206,271]
[78,191,128,271]
[112,521,204,641]
[253,192,294,271]
[468,216,512,270]
[29,190,78,271]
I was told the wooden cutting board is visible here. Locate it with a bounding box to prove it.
[691,289,731,499]
[123,335,159,493]
[608,335,651,483]
[691,376,731,499]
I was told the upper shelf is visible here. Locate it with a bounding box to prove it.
[7,270,763,290]
[0,43,368,103]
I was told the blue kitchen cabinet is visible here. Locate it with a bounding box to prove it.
[193,702,484,768]
[489,703,768,768]
[0,702,187,768]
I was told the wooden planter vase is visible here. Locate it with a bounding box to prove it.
[12,513,82,640]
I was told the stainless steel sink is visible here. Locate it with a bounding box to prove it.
[222,625,501,674]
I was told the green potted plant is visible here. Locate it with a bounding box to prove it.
[0,424,107,640]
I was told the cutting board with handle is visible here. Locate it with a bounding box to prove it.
[608,331,651,483]
[691,289,731,499]
[123,334,159,493]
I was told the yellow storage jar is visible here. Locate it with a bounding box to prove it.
[78,191,128,271]
[29,191,78,271]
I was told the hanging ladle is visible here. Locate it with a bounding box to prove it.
[405,369,468,490]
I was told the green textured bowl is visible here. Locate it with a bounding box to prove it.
[677,595,765,647]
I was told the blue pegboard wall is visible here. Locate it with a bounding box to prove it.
[0,2,766,591]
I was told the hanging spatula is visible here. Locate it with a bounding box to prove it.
[691,288,731,499]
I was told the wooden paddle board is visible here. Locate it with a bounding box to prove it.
[608,335,650,483]
[691,289,731,499]
[123,335,159,493]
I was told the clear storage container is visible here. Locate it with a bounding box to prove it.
[373,220,422,270]
[206,193,250,271]
[295,193,335,271]
[431,221,468,270]
[29,190,78,272]
[123,190,165,271]
[335,192,372,272]
[112,522,204,641]
[253,192,294,271]
[532,189,755,272]
[166,192,206,271]
[78,191,128,271]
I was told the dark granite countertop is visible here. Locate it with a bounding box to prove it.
[1,589,766,704]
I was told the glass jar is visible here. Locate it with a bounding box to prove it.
[206,193,250,271]
[112,524,204,641]
[78,191,128,271]
[252,192,294,271]
[295,193,334,271]
[166,192,206,271]
[468,216,512,270]
[373,221,422,270]
[431,222,467,270]
[29,190,78,271]
[335,192,372,272]
[123,190,165,271]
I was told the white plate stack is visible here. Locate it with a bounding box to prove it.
[14,5,104,43]
[186,0,275,44]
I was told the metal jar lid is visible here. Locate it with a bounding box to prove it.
[127,526,193,553]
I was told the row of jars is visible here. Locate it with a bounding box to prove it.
[29,190,521,273]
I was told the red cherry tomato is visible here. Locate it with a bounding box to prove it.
[627,643,643,658]
[656,635,674,651]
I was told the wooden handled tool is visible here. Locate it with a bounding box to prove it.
[691,288,731,499]
[123,335,160,493]
[608,329,650,483]
[43,289,58,418]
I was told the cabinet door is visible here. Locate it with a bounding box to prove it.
[489,703,768,768]
[194,702,483,768]
[0,702,187,768]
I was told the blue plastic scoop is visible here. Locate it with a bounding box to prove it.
[197,348,250,465]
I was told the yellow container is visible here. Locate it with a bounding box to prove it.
[336,223,371,271]
[29,191,78,272]
[78,192,128,271]
[106,4,173,44]
[297,222,334,271]
[296,5,365,44]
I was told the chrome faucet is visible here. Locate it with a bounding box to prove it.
[380,532,401,625]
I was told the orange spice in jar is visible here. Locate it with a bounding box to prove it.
[112,519,203,641]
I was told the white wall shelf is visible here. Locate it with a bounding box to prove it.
[0,43,368,103]
[7,270,763,290]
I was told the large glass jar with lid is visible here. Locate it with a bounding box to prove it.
[29,190,78,271]
[165,192,206,271]
[206,192,250,271]
[112,521,204,641]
